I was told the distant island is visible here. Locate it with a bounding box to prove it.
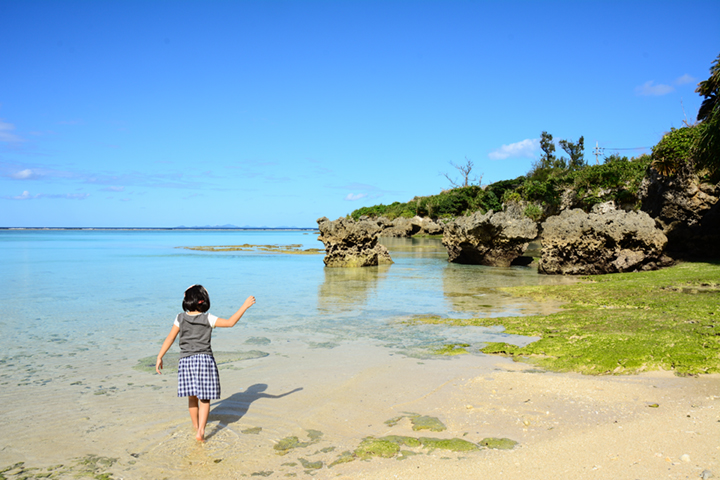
[1,226,317,231]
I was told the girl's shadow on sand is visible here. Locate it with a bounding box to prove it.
[206,384,302,440]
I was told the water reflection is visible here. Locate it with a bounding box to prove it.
[379,236,447,258]
[442,261,577,318]
[317,264,391,312]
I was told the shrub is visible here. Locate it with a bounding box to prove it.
[651,126,702,176]
[523,204,543,221]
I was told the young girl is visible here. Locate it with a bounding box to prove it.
[156,285,256,442]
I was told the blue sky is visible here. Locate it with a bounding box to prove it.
[1,0,718,227]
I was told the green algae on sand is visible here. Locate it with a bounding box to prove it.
[241,426,263,435]
[432,343,471,356]
[1,455,117,480]
[479,437,518,450]
[384,413,447,432]
[410,262,720,375]
[273,430,324,455]
[347,434,487,462]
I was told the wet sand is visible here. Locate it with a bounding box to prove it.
[2,338,718,479]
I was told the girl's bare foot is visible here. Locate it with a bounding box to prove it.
[196,429,205,442]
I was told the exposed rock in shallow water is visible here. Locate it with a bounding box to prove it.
[639,164,720,258]
[441,207,538,266]
[539,208,671,275]
[376,215,445,237]
[317,217,393,267]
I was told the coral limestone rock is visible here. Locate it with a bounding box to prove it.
[317,217,393,267]
[441,209,538,266]
[639,164,720,258]
[539,208,670,275]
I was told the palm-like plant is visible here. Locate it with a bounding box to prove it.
[695,54,720,181]
[696,53,720,122]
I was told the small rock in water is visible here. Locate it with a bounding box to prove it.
[680,454,690,462]
[700,470,713,479]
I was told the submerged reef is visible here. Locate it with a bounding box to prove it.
[179,244,323,254]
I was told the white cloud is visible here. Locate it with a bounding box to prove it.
[674,74,696,86]
[10,169,36,179]
[488,138,540,160]
[4,190,89,200]
[635,80,674,96]
[12,190,35,200]
[0,120,24,143]
[56,193,89,200]
[344,193,368,201]
[101,186,125,192]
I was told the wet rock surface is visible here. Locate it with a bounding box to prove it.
[639,165,720,258]
[441,208,538,266]
[539,208,671,275]
[317,217,393,267]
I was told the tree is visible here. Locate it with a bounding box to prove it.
[539,131,557,167]
[559,136,586,171]
[443,157,482,188]
[696,53,720,122]
[695,53,720,180]
[529,131,566,180]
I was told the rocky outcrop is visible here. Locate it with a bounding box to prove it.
[317,217,393,267]
[372,216,445,237]
[639,164,720,258]
[441,208,538,267]
[538,209,671,275]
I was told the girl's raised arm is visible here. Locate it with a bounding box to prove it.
[215,296,256,328]
[156,325,180,374]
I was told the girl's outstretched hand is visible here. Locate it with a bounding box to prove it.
[156,357,163,374]
[243,296,256,310]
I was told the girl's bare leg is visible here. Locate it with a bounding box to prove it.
[188,396,199,432]
[196,399,210,442]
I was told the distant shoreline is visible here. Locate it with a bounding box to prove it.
[0,227,318,231]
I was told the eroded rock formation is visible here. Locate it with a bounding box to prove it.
[639,164,720,258]
[539,208,670,275]
[316,217,393,267]
[441,208,538,267]
[372,216,445,237]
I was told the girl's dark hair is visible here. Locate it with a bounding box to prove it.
[183,285,211,313]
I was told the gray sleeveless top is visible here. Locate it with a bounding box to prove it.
[178,312,214,359]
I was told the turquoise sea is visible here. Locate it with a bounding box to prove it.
[0,229,569,361]
[0,229,572,478]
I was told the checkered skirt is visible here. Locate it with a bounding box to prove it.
[177,354,220,400]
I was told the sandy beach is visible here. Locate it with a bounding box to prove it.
[2,337,717,480]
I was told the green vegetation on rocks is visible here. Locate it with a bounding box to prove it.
[350,153,651,223]
[411,262,720,375]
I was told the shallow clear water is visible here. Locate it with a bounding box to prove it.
[0,229,578,476]
[0,230,569,368]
